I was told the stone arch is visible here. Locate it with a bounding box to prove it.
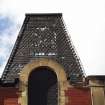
[19,58,69,105]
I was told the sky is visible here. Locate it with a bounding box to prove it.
[0,0,105,77]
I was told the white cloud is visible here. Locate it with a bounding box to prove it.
[0,17,20,76]
[0,0,105,76]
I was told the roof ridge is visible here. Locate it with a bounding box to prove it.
[25,13,62,16]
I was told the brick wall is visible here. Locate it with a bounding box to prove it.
[0,87,19,105]
[65,87,92,105]
[0,87,92,105]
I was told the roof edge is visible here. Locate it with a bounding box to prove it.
[25,13,62,17]
[87,75,105,80]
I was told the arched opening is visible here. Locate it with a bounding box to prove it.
[19,58,68,105]
[28,66,58,105]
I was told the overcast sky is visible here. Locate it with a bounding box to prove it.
[0,0,105,77]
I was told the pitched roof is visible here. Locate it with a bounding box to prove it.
[1,13,84,84]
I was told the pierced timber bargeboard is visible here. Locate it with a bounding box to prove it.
[1,13,85,84]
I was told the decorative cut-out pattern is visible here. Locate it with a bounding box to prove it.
[1,14,84,84]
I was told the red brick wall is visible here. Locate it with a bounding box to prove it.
[0,87,92,105]
[0,87,19,105]
[65,87,92,105]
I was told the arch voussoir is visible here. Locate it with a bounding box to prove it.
[19,58,69,105]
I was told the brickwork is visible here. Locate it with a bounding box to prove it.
[0,87,19,105]
[65,87,92,105]
[0,86,93,105]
